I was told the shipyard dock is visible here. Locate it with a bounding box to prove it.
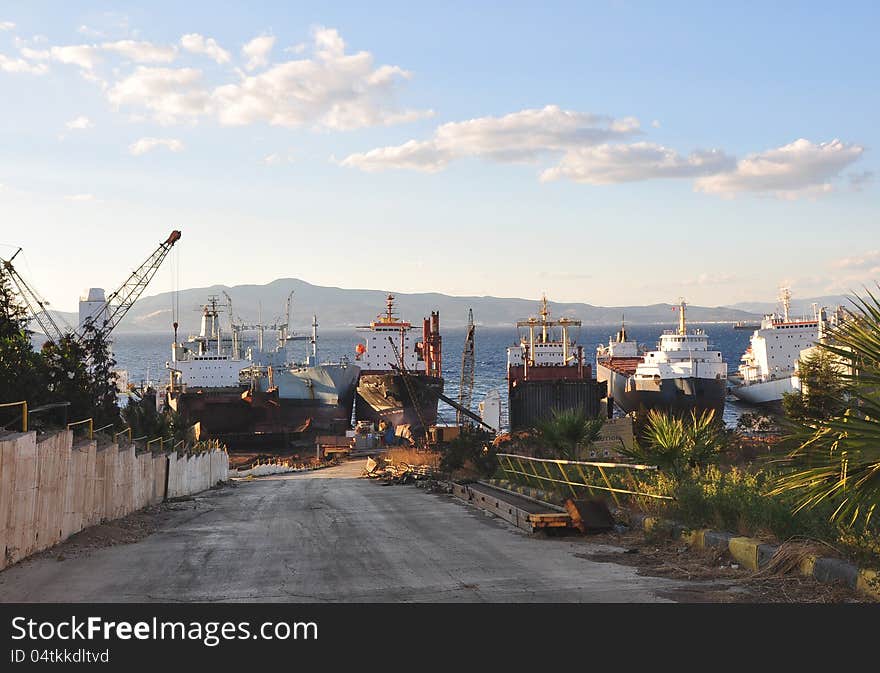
[0,460,691,602]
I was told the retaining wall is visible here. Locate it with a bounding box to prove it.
[0,431,228,571]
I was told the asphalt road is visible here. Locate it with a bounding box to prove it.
[0,460,695,602]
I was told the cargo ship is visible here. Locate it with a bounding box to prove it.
[253,315,359,434]
[506,297,605,431]
[354,294,443,434]
[729,288,829,405]
[166,296,359,447]
[596,300,727,417]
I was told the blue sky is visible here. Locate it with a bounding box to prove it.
[1,1,877,312]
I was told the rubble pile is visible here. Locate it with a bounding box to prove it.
[363,456,436,484]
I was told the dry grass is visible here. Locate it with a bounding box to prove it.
[385,447,441,468]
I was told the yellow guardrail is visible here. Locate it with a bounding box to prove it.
[114,427,132,443]
[146,437,164,451]
[67,418,93,440]
[496,453,673,506]
[0,400,27,432]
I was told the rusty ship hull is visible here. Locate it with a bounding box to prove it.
[354,372,443,432]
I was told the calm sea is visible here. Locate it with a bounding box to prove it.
[104,322,760,429]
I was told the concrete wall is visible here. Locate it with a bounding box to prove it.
[0,431,228,571]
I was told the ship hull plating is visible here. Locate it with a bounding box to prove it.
[508,379,606,431]
[355,373,443,431]
[729,376,799,405]
[598,363,726,418]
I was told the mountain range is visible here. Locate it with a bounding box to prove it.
[38,277,768,334]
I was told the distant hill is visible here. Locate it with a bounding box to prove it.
[34,277,762,334]
[725,294,854,318]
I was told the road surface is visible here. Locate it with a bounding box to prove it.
[0,460,701,602]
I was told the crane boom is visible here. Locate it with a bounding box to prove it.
[457,308,475,426]
[1,248,69,343]
[81,230,181,339]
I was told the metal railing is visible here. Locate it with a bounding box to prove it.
[497,453,673,506]
[0,400,27,432]
[67,417,93,440]
[114,427,132,443]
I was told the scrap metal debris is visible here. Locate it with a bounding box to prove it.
[364,456,436,483]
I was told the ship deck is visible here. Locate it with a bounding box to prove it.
[598,357,642,376]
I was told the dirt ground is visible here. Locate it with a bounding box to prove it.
[576,527,874,603]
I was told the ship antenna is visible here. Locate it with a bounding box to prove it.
[386,293,395,322]
[678,298,687,336]
[779,286,791,322]
[540,294,550,342]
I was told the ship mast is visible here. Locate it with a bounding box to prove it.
[779,286,792,322]
[540,294,550,343]
[310,314,319,366]
[678,298,687,336]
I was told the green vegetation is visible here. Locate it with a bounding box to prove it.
[535,409,604,460]
[621,409,727,478]
[771,289,880,529]
[781,348,848,423]
[439,428,498,477]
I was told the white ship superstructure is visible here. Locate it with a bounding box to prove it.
[168,297,245,390]
[730,288,825,405]
[596,300,727,416]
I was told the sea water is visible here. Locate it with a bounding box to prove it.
[104,323,759,430]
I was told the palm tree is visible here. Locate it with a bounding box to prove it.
[621,408,726,478]
[771,287,880,526]
[536,409,604,460]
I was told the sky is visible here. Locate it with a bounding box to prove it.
[0,1,878,312]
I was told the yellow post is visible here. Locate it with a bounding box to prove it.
[0,401,27,432]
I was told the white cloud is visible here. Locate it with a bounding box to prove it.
[128,137,185,156]
[0,21,15,31]
[340,140,451,173]
[108,67,209,124]
[694,139,864,199]
[19,47,50,60]
[682,272,738,286]
[65,115,93,130]
[540,142,734,184]
[833,250,880,271]
[77,25,105,38]
[242,34,275,70]
[212,27,428,129]
[102,27,425,130]
[65,193,96,202]
[49,44,102,71]
[0,53,49,74]
[101,40,176,63]
[263,152,295,165]
[180,33,231,64]
[341,105,639,172]
[651,119,661,128]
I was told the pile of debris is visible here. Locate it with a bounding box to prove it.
[364,455,436,484]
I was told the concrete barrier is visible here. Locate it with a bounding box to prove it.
[0,431,228,571]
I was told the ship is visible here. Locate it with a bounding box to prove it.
[252,315,359,434]
[354,294,443,434]
[729,288,832,406]
[734,320,761,330]
[506,297,605,431]
[596,300,727,417]
[166,296,359,447]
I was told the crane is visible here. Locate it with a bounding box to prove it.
[2,230,181,344]
[457,308,475,427]
[1,247,71,342]
[81,230,181,340]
